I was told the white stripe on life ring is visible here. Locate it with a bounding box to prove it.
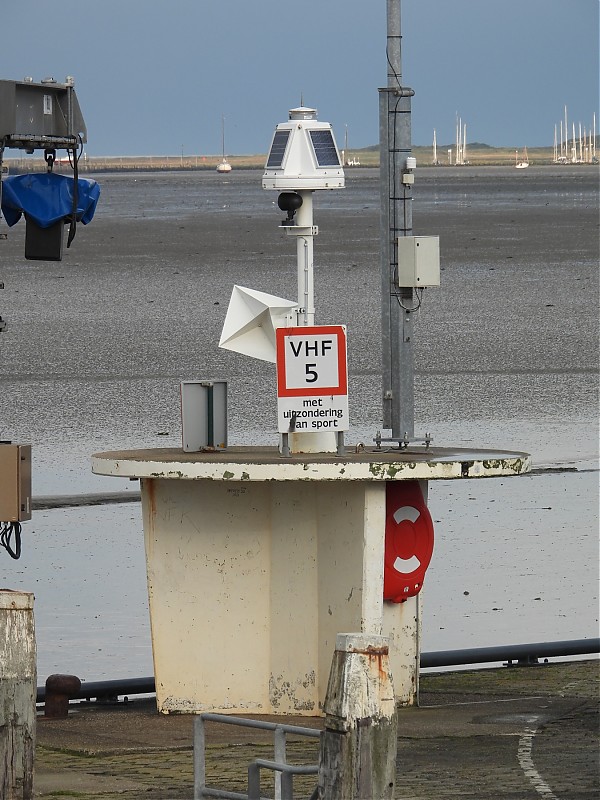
[393,505,420,524]
[391,506,421,574]
[393,554,421,573]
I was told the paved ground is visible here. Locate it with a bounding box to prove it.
[33,659,599,799]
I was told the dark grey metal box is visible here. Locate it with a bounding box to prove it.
[24,217,64,261]
[0,78,87,149]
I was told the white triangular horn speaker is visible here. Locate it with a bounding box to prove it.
[219,285,298,363]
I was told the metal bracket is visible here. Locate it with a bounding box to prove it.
[281,225,318,236]
[373,429,433,450]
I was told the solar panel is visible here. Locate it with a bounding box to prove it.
[309,130,340,167]
[266,130,290,168]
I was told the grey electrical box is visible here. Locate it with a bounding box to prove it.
[0,444,32,521]
[0,78,87,149]
[180,381,227,452]
[397,236,441,287]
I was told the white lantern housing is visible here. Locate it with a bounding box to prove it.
[262,107,345,191]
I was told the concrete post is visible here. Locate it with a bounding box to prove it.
[0,590,36,800]
[318,633,397,800]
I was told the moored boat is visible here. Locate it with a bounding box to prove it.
[216,115,232,174]
[515,147,529,168]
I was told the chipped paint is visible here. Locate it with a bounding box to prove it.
[159,695,265,714]
[482,457,527,474]
[269,672,317,712]
[93,446,530,484]
[91,444,530,715]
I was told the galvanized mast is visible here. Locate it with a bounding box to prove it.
[380,0,416,440]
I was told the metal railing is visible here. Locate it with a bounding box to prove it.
[36,638,600,704]
[420,638,600,668]
[193,713,321,800]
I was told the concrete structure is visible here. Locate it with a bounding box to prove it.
[92,445,530,715]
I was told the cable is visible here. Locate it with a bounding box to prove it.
[394,287,424,313]
[0,140,5,224]
[385,38,403,90]
[0,521,22,559]
[66,134,82,248]
[66,134,84,170]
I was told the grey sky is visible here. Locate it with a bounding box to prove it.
[2,0,598,156]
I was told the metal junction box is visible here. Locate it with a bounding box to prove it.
[0,78,87,150]
[25,219,64,261]
[0,444,32,521]
[397,236,441,288]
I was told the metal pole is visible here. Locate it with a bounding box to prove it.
[193,716,206,799]
[380,0,415,439]
[295,191,315,326]
[289,189,336,453]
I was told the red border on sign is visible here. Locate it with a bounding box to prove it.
[276,325,348,398]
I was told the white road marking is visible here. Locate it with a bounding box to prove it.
[517,725,559,799]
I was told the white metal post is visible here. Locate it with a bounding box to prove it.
[295,190,315,327]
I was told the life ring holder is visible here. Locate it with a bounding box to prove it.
[383,480,434,603]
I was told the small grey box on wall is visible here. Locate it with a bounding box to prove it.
[396,236,441,287]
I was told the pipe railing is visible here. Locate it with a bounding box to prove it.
[36,638,600,704]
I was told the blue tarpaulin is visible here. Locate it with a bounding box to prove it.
[1,173,100,228]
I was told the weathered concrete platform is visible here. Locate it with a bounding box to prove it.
[92,445,531,482]
[34,660,599,799]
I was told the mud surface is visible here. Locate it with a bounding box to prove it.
[1,164,598,684]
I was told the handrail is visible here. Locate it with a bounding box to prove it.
[36,638,600,703]
[420,638,600,668]
[194,712,321,800]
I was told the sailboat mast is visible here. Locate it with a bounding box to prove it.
[456,114,459,164]
[560,120,563,159]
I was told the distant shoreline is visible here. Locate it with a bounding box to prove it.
[3,145,598,172]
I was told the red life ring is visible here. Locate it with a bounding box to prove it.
[383,481,434,603]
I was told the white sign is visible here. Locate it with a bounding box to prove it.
[276,325,349,434]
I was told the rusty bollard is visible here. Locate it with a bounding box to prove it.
[44,674,81,718]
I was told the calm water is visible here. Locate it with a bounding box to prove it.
[1,166,598,681]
